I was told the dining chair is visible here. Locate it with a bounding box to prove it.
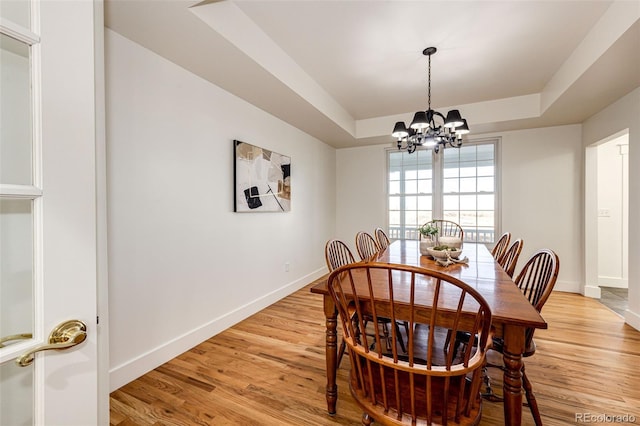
[327,262,493,425]
[491,231,511,262]
[324,239,357,368]
[355,231,380,261]
[484,249,559,426]
[356,231,408,352]
[443,232,507,352]
[374,227,390,250]
[325,239,356,272]
[374,227,410,348]
[498,238,524,277]
[422,219,464,240]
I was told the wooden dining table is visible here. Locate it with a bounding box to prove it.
[311,240,547,426]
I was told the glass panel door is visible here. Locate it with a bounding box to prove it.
[0,7,38,426]
[1,1,99,423]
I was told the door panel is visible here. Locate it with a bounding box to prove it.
[0,32,32,185]
[0,362,32,426]
[0,1,99,424]
[0,1,31,29]
[0,199,34,346]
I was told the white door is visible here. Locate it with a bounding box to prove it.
[1,1,99,424]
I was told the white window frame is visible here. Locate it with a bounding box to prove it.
[385,137,501,243]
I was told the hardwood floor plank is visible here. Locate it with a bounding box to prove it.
[111,285,640,425]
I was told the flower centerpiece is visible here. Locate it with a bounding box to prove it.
[419,223,438,241]
[418,223,438,255]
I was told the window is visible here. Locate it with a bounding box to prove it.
[387,139,499,243]
[388,147,433,240]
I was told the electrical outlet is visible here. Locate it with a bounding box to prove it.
[284,262,290,272]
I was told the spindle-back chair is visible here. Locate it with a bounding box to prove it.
[491,232,511,262]
[328,262,493,425]
[498,238,524,278]
[374,227,391,250]
[324,239,357,367]
[355,231,380,261]
[486,249,559,426]
[422,219,464,240]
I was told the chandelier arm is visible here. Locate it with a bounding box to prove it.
[431,110,446,120]
[430,110,446,132]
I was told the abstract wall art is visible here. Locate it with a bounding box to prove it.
[233,140,291,212]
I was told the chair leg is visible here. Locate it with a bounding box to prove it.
[444,330,468,358]
[482,361,543,425]
[337,338,346,368]
[338,315,361,368]
[362,413,373,425]
[480,364,503,402]
[467,368,484,413]
[381,322,392,350]
[444,329,452,352]
[522,365,543,426]
[394,322,406,353]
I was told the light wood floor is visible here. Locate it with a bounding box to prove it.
[111,279,640,425]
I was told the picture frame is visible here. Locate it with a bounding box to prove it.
[233,140,291,212]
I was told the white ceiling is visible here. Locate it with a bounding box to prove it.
[104,0,640,148]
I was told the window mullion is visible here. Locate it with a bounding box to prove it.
[432,149,443,218]
[399,159,406,238]
[0,19,40,45]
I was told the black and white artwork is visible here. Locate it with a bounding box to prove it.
[233,140,291,212]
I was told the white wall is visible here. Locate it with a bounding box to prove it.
[105,29,336,390]
[498,125,583,292]
[583,87,640,330]
[335,145,387,254]
[336,125,583,292]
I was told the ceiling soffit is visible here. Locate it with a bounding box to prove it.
[106,0,640,148]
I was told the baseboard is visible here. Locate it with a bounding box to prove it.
[597,276,628,288]
[554,279,581,294]
[109,267,327,392]
[625,308,640,332]
[583,284,602,299]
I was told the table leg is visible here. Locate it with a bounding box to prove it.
[323,294,338,415]
[502,325,525,426]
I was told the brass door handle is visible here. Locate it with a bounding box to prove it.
[0,333,33,348]
[16,320,87,367]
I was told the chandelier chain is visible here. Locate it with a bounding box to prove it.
[427,54,431,111]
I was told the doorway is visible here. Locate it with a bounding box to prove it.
[586,132,629,316]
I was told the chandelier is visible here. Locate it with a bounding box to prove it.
[392,47,469,154]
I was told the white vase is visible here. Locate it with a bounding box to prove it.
[419,240,430,255]
[419,235,436,255]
